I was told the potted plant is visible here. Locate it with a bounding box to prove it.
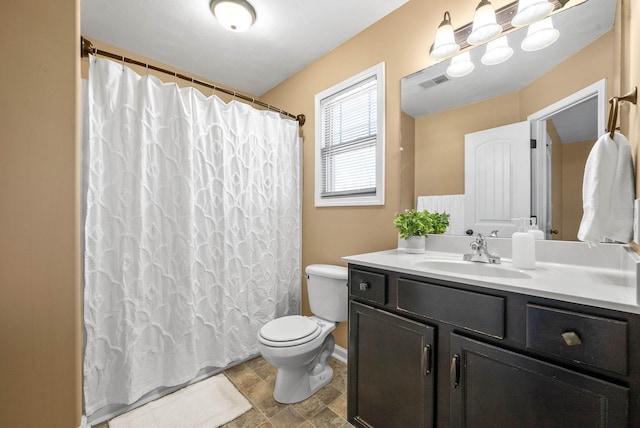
[393,209,450,253]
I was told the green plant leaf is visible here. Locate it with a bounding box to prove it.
[393,209,450,239]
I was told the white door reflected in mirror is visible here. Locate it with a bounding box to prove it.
[464,121,531,237]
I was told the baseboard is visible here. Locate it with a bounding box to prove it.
[332,344,348,364]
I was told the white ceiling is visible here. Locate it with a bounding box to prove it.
[81,0,408,96]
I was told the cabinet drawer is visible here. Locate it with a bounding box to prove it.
[526,304,628,375]
[397,279,505,338]
[350,269,387,305]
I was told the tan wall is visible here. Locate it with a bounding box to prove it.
[547,121,564,240]
[400,112,416,210]
[1,0,81,427]
[415,92,521,197]
[562,140,595,240]
[622,0,640,195]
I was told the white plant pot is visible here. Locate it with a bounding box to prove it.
[405,236,426,254]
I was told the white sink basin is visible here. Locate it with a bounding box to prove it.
[415,260,533,279]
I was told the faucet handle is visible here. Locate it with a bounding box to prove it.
[475,233,486,245]
[490,230,499,237]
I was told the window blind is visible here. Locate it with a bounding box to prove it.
[320,76,377,198]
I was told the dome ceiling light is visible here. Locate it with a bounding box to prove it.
[210,0,256,32]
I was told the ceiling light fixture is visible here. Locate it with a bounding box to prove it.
[521,17,559,51]
[430,12,460,60]
[446,52,475,78]
[481,36,513,65]
[511,0,554,27]
[210,0,256,32]
[467,0,502,46]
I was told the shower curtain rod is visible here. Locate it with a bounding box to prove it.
[80,37,306,126]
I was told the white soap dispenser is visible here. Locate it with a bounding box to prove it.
[528,217,545,240]
[512,218,535,270]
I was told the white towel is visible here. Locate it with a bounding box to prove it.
[417,194,465,235]
[578,132,635,247]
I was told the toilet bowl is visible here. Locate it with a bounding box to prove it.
[257,264,348,404]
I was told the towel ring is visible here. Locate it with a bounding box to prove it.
[607,87,637,139]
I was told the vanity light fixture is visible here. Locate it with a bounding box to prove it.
[521,17,559,51]
[210,0,256,32]
[467,0,503,46]
[430,12,460,60]
[481,36,514,65]
[511,0,554,27]
[446,52,475,78]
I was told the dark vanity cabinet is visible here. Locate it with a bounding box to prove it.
[350,302,435,428]
[347,265,638,428]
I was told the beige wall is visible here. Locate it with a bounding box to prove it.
[1,0,81,427]
[562,140,595,240]
[415,92,521,197]
[547,121,564,239]
[622,0,640,193]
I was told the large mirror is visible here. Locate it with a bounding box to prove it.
[401,0,616,241]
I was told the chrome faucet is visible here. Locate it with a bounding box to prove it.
[463,233,501,264]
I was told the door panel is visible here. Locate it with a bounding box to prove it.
[464,121,531,237]
[348,301,435,428]
[450,333,628,428]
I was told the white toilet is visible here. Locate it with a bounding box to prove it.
[257,264,348,404]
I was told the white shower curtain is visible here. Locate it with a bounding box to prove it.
[83,56,301,415]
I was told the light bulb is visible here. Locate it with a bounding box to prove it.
[511,0,554,27]
[481,36,513,65]
[467,0,502,45]
[447,52,475,78]
[430,12,460,60]
[521,17,559,51]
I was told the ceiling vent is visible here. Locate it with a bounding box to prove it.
[419,74,450,89]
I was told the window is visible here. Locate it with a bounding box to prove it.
[314,62,385,207]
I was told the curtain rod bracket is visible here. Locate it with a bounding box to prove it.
[81,37,95,58]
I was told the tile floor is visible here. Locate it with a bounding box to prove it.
[94,356,351,428]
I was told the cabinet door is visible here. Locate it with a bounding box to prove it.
[449,333,628,428]
[348,301,435,428]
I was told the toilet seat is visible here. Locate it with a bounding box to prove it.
[258,316,323,347]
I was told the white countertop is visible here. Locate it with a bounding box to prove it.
[343,240,640,314]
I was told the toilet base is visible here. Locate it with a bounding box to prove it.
[272,334,335,404]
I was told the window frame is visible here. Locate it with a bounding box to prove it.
[314,62,385,207]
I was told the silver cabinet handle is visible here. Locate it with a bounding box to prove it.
[451,354,460,388]
[359,282,370,291]
[422,344,432,375]
[561,331,582,346]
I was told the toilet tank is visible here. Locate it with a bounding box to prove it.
[305,264,348,323]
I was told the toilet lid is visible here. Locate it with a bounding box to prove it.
[259,315,320,342]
